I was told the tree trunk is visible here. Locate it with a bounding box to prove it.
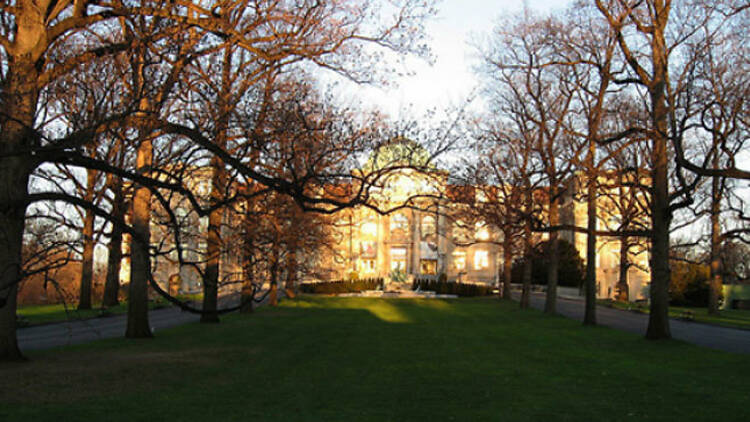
[502,234,512,300]
[269,247,279,307]
[520,183,533,310]
[0,59,39,361]
[285,250,297,299]
[240,238,255,314]
[103,183,124,307]
[616,237,630,302]
[126,137,153,339]
[708,170,722,315]
[544,193,560,314]
[201,46,233,323]
[645,11,672,340]
[200,161,224,324]
[241,202,255,314]
[584,170,597,325]
[78,169,97,310]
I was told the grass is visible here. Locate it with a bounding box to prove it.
[16,294,203,326]
[598,299,750,330]
[2,297,749,421]
[16,302,131,326]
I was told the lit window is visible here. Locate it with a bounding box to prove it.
[420,259,437,275]
[360,259,376,273]
[474,250,489,270]
[475,222,490,241]
[361,220,378,238]
[390,247,407,271]
[453,251,466,271]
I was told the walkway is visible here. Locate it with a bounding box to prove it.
[17,292,269,352]
[18,307,199,351]
[19,291,750,354]
[519,292,750,354]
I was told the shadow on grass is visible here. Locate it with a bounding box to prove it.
[2,297,749,422]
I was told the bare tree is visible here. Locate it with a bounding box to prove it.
[478,13,580,314]
[0,0,436,360]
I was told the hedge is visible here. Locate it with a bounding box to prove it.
[411,278,493,297]
[299,278,383,294]
[510,239,585,288]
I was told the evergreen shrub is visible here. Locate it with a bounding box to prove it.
[300,278,382,294]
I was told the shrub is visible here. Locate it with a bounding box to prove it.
[510,239,585,288]
[669,261,714,307]
[412,279,492,297]
[389,269,407,283]
[299,278,382,294]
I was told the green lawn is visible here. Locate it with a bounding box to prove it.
[598,299,750,330]
[2,297,749,421]
[16,303,132,326]
[16,295,202,326]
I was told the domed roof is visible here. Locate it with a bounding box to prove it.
[364,137,432,172]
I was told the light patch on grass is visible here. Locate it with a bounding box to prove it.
[363,300,413,323]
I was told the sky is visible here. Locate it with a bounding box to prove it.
[332,0,573,121]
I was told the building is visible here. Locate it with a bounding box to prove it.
[316,181,502,284]
[135,142,651,301]
[560,174,651,300]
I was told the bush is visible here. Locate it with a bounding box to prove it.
[389,269,407,283]
[411,278,493,297]
[669,261,713,307]
[299,278,382,294]
[510,239,585,288]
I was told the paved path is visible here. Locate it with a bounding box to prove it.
[20,291,750,354]
[18,307,200,351]
[17,292,272,352]
[517,292,750,354]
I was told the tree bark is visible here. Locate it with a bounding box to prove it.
[520,182,533,310]
[616,237,630,302]
[77,168,97,310]
[645,7,672,340]
[269,246,279,307]
[201,187,222,323]
[103,182,124,307]
[0,59,39,361]
[241,200,255,314]
[708,169,722,315]
[240,237,255,314]
[284,250,297,299]
[584,171,597,325]
[502,234,513,300]
[126,137,153,339]
[544,192,560,314]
